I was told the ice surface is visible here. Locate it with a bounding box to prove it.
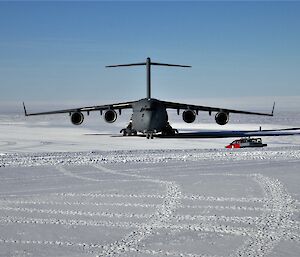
[0,110,300,257]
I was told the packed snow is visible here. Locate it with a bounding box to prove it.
[0,107,300,257]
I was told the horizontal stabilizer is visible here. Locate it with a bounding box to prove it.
[106,62,146,68]
[151,62,191,68]
[106,57,191,68]
[105,57,191,99]
[106,62,191,68]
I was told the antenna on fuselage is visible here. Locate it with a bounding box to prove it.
[106,57,191,99]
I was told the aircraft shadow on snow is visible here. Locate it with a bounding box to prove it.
[85,127,300,139]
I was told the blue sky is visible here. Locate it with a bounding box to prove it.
[0,1,299,103]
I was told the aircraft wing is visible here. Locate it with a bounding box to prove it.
[23,101,135,116]
[162,100,275,116]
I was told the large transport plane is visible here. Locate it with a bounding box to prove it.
[23,57,275,139]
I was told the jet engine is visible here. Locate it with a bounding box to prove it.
[182,110,196,123]
[71,112,84,125]
[104,109,117,123]
[215,112,229,125]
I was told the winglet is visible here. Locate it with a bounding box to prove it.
[23,102,28,116]
[271,102,275,116]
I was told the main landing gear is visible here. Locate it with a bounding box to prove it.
[145,123,178,139]
[120,121,178,139]
[161,122,178,136]
[120,121,137,136]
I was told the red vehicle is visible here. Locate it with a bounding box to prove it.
[226,137,267,148]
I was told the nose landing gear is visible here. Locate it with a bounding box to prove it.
[120,121,178,139]
[146,132,154,139]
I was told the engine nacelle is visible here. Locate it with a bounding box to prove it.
[71,112,84,125]
[182,110,196,123]
[215,112,229,125]
[104,109,117,123]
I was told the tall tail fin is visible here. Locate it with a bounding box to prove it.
[106,57,191,99]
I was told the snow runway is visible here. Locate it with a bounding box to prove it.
[1,149,299,257]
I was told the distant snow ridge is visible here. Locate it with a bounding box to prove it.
[1,147,300,167]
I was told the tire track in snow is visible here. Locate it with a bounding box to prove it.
[0,237,221,257]
[233,174,296,257]
[0,237,102,251]
[175,215,260,224]
[0,199,159,209]
[56,165,150,184]
[53,191,266,203]
[56,166,107,182]
[0,215,257,237]
[0,206,153,220]
[40,165,183,256]
[91,164,182,257]
[0,173,66,182]
[181,195,266,203]
[0,215,142,229]
[1,202,280,227]
[127,248,223,257]
[1,159,299,256]
[2,211,299,239]
[181,204,269,212]
[1,216,299,245]
[3,141,53,152]
[0,213,260,229]
[0,199,267,212]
